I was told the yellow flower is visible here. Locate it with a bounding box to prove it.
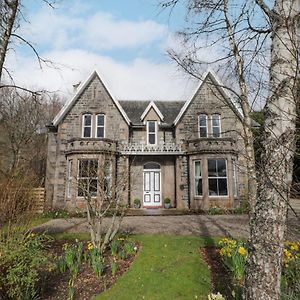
[238,246,247,256]
[87,241,94,250]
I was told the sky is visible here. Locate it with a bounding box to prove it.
[6,0,204,101]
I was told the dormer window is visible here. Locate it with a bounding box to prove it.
[199,114,208,137]
[82,114,92,138]
[96,114,105,138]
[212,114,221,137]
[147,121,157,145]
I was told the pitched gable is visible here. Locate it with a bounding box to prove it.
[140,101,164,122]
[52,70,130,126]
[174,71,242,125]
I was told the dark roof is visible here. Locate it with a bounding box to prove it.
[118,100,185,125]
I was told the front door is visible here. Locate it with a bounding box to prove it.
[143,168,161,208]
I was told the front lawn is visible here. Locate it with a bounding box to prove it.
[95,235,213,300]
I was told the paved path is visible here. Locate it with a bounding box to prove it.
[33,213,300,240]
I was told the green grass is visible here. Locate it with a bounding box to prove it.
[94,235,214,300]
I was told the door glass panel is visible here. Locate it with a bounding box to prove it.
[144,172,150,191]
[154,172,160,191]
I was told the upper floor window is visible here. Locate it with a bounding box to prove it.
[194,160,202,196]
[96,114,105,138]
[82,114,92,138]
[212,114,221,137]
[199,114,208,137]
[147,121,157,145]
[208,158,228,196]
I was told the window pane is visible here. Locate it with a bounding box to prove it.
[84,115,91,126]
[144,163,160,169]
[209,179,218,195]
[217,159,227,177]
[148,121,155,132]
[97,115,104,126]
[208,159,217,177]
[195,161,201,177]
[199,115,207,126]
[212,126,220,138]
[90,179,98,196]
[200,127,207,138]
[89,161,98,178]
[212,115,219,126]
[218,179,228,195]
[79,160,89,177]
[84,127,91,137]
[196,178,202,195]
[149,133,155,144]
[97,127,104,138]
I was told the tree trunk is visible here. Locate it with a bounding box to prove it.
[245,1,298,299]
[0,0,19,83]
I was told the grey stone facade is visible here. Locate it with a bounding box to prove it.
[45,71,248,211]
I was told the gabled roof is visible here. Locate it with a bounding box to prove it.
[140,101,164,122]
[52,70,131,126]
[174,70,243,125]
[119,100,185,125]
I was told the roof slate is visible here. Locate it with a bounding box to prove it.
[119,100,185,125]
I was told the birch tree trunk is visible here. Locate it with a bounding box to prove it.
[245,0,298,299]
[0,0,19,83]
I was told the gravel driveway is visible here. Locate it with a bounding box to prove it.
[34,213,300,240]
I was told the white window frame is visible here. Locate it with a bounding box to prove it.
[66,159,73,198]
[82,114,92,138]
[211,114,221,138]
[233,159,238,197]
[208,158,228,197]
[77,159,98,197]
[147,121,157,145]
[198,114,208,138]
[96,114,105,138]
[194,160,202,196]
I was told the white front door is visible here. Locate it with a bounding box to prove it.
[143,169,161,207]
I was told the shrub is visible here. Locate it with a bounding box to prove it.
[208,206,226,215]
[0,230,53,300]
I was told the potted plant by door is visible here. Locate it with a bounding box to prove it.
[164,198,171,209]
[133,198,141,209]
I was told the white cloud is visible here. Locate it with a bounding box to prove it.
[6,49,198,101]
[20,8,167,51]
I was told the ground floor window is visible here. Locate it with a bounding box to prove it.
[208,158,228,196]
[77,159,98,197]
[194,160,202,196]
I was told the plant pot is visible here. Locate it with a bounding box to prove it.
[133,204,141,209]
[164,203,171,209]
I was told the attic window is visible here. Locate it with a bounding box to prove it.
[96,114,105,138]
[82,114,92,138]
[147,121,157,145]
[212,114,221,138]
[199,114,208,138]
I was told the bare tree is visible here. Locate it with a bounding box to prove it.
[75,154,129,254]
[0,0,55,91]
[0,88,63,224]
[161,0,299,299]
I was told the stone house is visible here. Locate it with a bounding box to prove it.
[45,70,248,211]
